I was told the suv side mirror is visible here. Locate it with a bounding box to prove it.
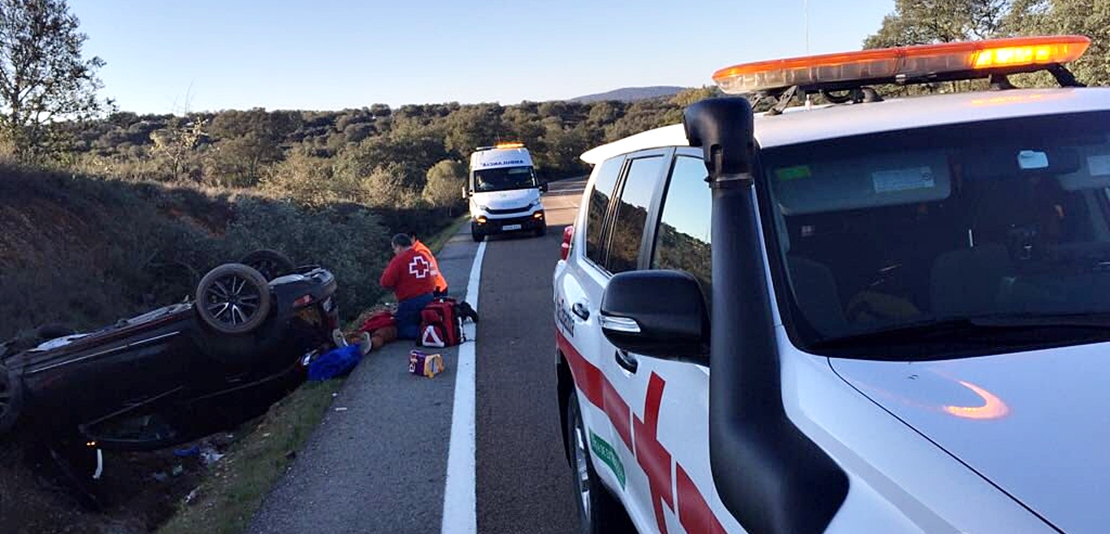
[600,270,709,364]
[462,185,469,199]
[539,181,549,193]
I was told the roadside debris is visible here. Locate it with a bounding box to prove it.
[184,487,200,505]
[200,448,224,466]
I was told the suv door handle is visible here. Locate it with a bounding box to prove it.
[615,350,638,373]
[572,302,590,321]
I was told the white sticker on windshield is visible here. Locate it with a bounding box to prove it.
[872,167,936,193]
[1017,150,1049,170]
[1088,154,1110,176]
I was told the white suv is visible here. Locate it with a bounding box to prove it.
[554,36,1110,534]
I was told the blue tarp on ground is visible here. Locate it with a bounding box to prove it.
[307,345,363,381]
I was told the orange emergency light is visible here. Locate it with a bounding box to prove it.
[713,35,1091,94]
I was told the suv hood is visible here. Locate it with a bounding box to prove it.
[473,189,537,210]
[831,343,1110,534]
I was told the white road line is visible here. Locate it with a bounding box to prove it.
[441,240,486,534]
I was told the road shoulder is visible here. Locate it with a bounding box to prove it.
[247,227,479,534]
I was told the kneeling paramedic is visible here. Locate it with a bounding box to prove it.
[410,231,448,297]
[380,233,439,339]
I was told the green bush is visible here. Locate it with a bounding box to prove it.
[225,198,390,319]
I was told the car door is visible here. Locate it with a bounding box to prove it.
[594,149,674,532]
[605,152,741,534]
[556,153,627,495]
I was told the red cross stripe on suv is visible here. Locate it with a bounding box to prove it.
[557,330,726,534]
[408,256,431,278]
[637,373,674,533]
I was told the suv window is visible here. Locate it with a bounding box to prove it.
[606,155,665,273]
[653,155,712,301]
[763,110,1110,359]
[585,157,623,265]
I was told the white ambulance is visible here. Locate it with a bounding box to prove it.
[465,142,548,242]
[554,36,1110,534]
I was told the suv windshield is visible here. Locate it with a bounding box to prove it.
[473,166,537,192]
[763,110,1110,358]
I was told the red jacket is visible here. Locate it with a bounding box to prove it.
[412,239,448,293]
[380,247,439,302]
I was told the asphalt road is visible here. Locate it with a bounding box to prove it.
[248,182,585,534]
[475,187,581,534]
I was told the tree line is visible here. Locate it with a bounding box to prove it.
[58,95,707,212]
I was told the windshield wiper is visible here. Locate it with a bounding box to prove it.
[812,312,1110,350]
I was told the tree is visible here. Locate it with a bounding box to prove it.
[150,116,207,182]
[0,0,110,159]
[1006,0,1110,85]
[359,163,414,209]
[423,159,466,214]
[206,108,299,186]
[864,0,1012,48]
[586,101,622,129]
[444,103,506,157]
[333,125,447,192]
[604,99,680,142]
[540,120,591,178]
[260,151,349,208]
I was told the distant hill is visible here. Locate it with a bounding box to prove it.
[569,86,686,103]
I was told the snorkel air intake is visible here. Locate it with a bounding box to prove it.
[684,98,849,534]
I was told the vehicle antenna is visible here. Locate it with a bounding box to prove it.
[804,0,812,109]
[804,0,810,54]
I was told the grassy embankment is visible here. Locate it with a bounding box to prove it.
[155,215,467,534]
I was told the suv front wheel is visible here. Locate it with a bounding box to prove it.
[565,390,634,534]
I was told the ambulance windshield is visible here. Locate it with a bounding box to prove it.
[473,166,538,192]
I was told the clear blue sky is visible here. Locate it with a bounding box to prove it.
[69,0,894,114]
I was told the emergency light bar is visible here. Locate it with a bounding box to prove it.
[713,35,1091,95]
[476,142,526,151]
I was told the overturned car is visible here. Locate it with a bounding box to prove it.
[0,250,340,451]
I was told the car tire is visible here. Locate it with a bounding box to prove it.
[535,224,547,237]
[565,390,635,534]
[471,224,485,242]
[0,363,23,436]
[239,249,296,281]
[195,263,273,335]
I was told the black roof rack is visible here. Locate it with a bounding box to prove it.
[753,63,1085,116]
